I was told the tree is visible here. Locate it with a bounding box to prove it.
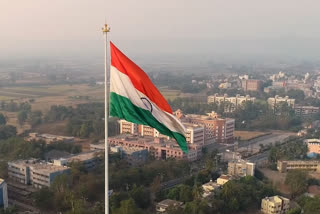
[285,170,308,197]
[130,185,151,209]
[33,187,54,211]
[113,198,143,214]
[0,125,16,140]
[286,208,301,214]
[179,185,193,202]
[17,110,28,125]
[28,110,42,127]
[0,113,6,125]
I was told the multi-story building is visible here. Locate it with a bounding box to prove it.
[277,160,320,173]
[207,94,256,112]
[119,120,139,135]
[305,139,320,156]
[261,195,290,214]
[110,146,148,165]
[180,111,235,144]
[8,159,70,189]
[108,135,202,162]
[267,95,295,109]
[65,151,99,170]
[294,105,319,118]
[184,123,204,145]
[241,79,261,91]
[227,159,255,177]
[0,179,8,209]
[120,120,204,145]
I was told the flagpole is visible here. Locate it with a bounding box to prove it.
[102,23,110,214]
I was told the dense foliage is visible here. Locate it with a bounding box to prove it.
[44,103,119,138]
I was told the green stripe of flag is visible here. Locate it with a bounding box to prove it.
[109,92,188,153]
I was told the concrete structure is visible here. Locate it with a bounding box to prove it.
[207,94,256,112]
[217,174,232,185]
[178,111,235,144]
[184,123,204,145]
[111,146,148,165]
[26,133,74,144]
[241,79,261,91]
[267,95,295,109]
[119,120,139,135]
[228,159,255,177]
[277,160,320,173]
[201,180,221,198]
[0,179,8,209]
[64,151,98,170]
[261,195,290,214]
[8,159,70,189]
[294,105,319,118]
[156,199,183,213]
[108,135,202,162]
[304,139,320,156]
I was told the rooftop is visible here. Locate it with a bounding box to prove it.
[9,159,69,174]
[67,151,97,162]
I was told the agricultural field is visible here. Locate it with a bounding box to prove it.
[234,131,269,141]
[0,84,105,112]
[0,111,30,134]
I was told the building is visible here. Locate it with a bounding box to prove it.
[119,120,139,135]
[227,160,255,177]
[207,94,256,112]
[179,111,235,144]
[111,146,148,165]
[64,151,98,170]
[8,159,70,189]
[294,105,319,118]
[261,195,290,214]
[277,160,320,173]
[0,179,8,209]
[201,180,221,198]
[25,133,74,144]
[108,135,202,162]
[304,139,320,156]
[184,123,205,145]
[156,199,183,213]
[217,174,232,185]
[241,79,261,91]
[267,95,295,109]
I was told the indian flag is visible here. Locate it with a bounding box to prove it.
[109,42,188,153]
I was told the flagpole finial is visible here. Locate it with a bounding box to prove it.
[102,24,110,33]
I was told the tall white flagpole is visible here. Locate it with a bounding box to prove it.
[102,23,110,214]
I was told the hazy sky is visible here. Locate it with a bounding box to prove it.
[1,0,320,59]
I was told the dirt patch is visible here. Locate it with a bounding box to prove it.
[259,168,291,195]
[235,131,269,141]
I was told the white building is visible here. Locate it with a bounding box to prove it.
[261,196,290,214]
[8,159,70,189]
[267,95,295,109]
[0,179,8,209]
[228,159,255,177]
[207,94,255,112]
